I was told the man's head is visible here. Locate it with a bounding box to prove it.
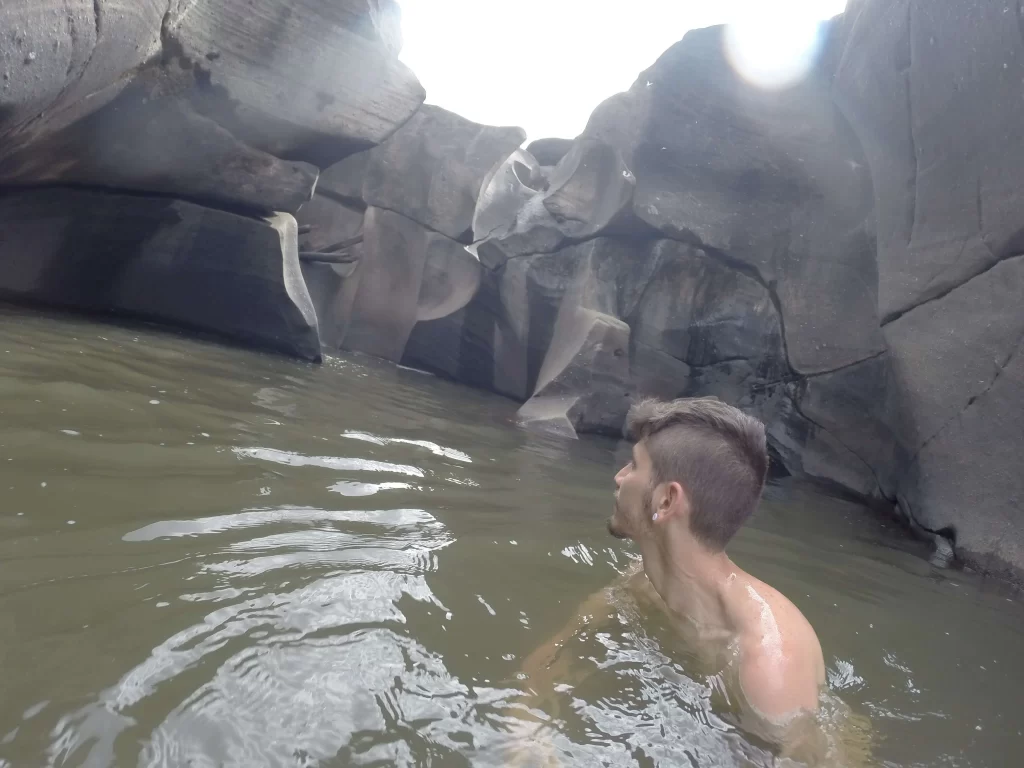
[607,397,768,551]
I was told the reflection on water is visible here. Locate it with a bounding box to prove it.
[0,307,1022,768]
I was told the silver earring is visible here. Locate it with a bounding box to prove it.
[652,513,658,521]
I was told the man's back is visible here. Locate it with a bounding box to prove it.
[608,563,831,762]
[623,563,825,718]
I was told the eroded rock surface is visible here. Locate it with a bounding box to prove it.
[362,105,525,242]
[0,188,320,359]
[0,0,424,212]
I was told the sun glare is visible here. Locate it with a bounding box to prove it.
[399,0,847,140]
[723,6,826,89]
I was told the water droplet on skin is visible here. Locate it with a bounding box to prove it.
[40,482,46,488]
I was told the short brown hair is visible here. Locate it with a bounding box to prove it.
[626,397,768,551]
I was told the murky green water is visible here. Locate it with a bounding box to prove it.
[0,307,1021,768]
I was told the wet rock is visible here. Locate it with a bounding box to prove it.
[784,355,907,500]
[0,188,320,359]
[884,256,1024,574]
[362,105,525,242]
[301,256,361,351]
[765,392,883,499]
[344,207,479,362]
[519,310,632,437]
[901,339,1024,578]
[516,395,582,440]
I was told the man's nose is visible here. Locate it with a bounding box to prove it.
[614,465,625,486]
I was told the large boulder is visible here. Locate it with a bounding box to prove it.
[883,256,1024,573]
[583,24,884,376]
[831,0,1024,576]
[0,188,321,359]
[835,0,1024,320]
[167,0,424,164]
[361,105,525,242]
[901,337,1024,576]
[1,1,424,211]
[0,83,318,214]
[0,0,165,145]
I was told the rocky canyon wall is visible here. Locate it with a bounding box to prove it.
[1,0,1021,580]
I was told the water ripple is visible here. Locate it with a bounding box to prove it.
[123,507,440,542]
[232,447,425,477]
[341,431,473,463]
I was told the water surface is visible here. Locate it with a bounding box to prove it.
[0,308,1021,767]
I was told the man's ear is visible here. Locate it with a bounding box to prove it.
[656,481,689,520]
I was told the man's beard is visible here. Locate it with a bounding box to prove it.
[607,484,654,540]
[607,513,628,539]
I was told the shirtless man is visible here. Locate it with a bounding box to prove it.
[517,397,830,761]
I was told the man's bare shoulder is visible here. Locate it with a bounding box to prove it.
[730,575,825,721]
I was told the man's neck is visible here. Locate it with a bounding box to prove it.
[637,530,739,636]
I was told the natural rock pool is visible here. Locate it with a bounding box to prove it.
[1,308,1021,767]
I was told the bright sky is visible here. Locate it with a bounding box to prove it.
[399,0,848,141]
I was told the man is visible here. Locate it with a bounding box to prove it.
[517,397,830,760]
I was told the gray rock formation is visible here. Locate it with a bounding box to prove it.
[886,257,1024,565]
[317,151,372,208]
[0,188,320,359]
[301,260,361,351]
[472,140,637,267]
[518,309,632,438]
[526,138,575,167]
[0,0,424,212]
[583,25,884,376]
[362,105,525,242]
[168,0,421,162]
[402,10,1024,579]
[343,207,480,362]
[0,86,319,214]
[835,0,1024,322]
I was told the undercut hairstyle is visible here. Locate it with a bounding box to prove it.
[626,397,769,551]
